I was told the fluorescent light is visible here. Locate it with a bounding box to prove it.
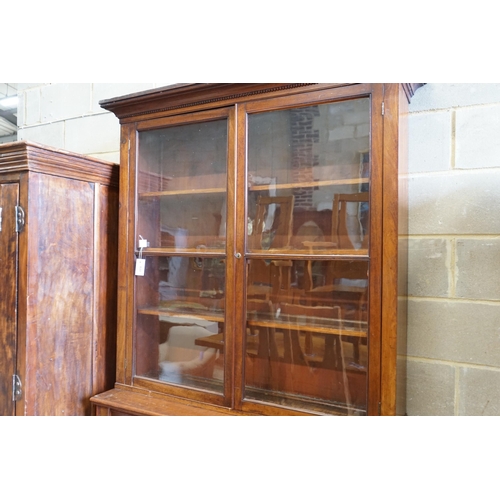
[0,96,18,109]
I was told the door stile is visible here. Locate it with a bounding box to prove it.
[15,173,29,416]
[21,172,38,415]
[366,85,384,415]
[12,181,21,416]
[380,84,406,415]
[118,123,136,385]
[0,182,20,416]
[232,103,249,410]
[224,106,238,408]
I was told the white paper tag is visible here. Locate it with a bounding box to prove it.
[135,258,146,276]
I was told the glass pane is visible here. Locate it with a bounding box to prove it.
[245,258,368,414]
[135,256,225,393]
[138,120,228,250]
[247,99,370,253]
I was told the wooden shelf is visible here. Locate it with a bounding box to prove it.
[195,321,367,350]
[138,177,369,198]
[138,306,367,338]
[250,177,369,192]
[247,248,369,258]
[138,247,368,258]
[249,317,367,337]
[139,247,226,257]
[139,187,226,197]
[138,306,224,324]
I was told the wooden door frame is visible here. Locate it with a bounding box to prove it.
[0,181,20,416]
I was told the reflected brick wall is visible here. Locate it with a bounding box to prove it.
[290,107,319,210]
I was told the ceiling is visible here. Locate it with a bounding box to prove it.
[0,83,18,138]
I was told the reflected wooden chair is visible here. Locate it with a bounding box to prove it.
[244,299,275,359]
[302,192,369,365]
[278,302,339,367]
[302,192,369,289]
[251,195,294,251]
[247,299,306,365]
[247,195,295,301]
[331,192,369,251]
[302,192,369,294]
[301,260,368,365]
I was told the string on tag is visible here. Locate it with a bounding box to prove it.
[138,235,144,260]
[138,235,149,257]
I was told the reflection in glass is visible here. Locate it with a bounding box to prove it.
[135,256,225,393]
[247,99,370,253]
[138,119,228,250]
[249,195,294,250]
[245,258,368,414]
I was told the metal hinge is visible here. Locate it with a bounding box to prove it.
[381,102,385,116]
[12,375,22,402]
[15,205,25,233]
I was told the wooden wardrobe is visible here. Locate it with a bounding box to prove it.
[0,141,118,416]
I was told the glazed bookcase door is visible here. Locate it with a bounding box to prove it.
[131,108,234,406]
[0,182,19,416]
[236,88,383,415]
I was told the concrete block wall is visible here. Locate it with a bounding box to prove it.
[407,83,500,415]
[17,83,172,162]
[16,83,500,415]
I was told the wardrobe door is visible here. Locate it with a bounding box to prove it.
[0,182,20,416]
